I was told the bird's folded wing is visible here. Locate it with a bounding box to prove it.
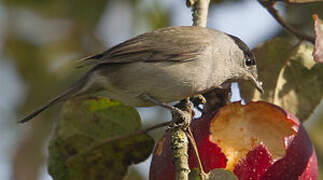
[78,26,211,67]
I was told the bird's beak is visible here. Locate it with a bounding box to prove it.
[249,74,264,94]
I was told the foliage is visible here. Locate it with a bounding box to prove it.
[48,97,154,180]
[240,38,323,122]
[189,168,238,180]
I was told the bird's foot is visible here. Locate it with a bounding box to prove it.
[189,94,207,112]
[190,94,207,106]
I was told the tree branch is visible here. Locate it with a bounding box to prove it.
[171,127,190,180]
[187,0,210,27]
[258,0,315,44]
[170,99,194,180]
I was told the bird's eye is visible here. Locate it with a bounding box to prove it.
[245,57,256,66]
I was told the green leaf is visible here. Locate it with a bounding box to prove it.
[2,0,109,27]
[189,168,203,180]
[48,97,154,180]
[189,168,238,180]
[240,38,323,122]
[208,169,238,180]
[123,167,145,180]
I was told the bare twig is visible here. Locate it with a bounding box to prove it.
[258,0,315,44]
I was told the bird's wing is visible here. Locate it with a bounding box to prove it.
[78,26,212,67]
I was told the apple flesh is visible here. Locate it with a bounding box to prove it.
[149,101,318,180]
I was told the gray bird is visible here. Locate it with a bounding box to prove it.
[19,26,263,123]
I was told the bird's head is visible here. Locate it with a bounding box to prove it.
[228,34,264,94]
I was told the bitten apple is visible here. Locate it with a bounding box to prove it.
[149,101,318,180]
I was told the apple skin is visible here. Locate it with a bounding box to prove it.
[149,101,318,180]
[260,117,318,180]
[149,111,226,180]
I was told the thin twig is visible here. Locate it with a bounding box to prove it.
[68,121,171,160]
[186,127,208,180]
[258,0,315,44]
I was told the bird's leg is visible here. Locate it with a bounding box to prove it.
[140,94,193,128]
[173,98,194,127]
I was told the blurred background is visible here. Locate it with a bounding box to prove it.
[0,0,322,179]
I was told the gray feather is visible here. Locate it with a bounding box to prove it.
[78,26,212,67]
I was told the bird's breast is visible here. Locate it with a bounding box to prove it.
[93,58,225,106]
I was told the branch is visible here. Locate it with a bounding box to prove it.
[173,99,207,180]
[170,99,194,180]
[258,0,315,44]
[171,127,190,180]
[187,0,210,27]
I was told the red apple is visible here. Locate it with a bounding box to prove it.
[149,101,318,180]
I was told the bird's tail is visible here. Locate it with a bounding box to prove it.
[19,75,89,123]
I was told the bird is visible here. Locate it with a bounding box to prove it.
[19,26,263,123]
